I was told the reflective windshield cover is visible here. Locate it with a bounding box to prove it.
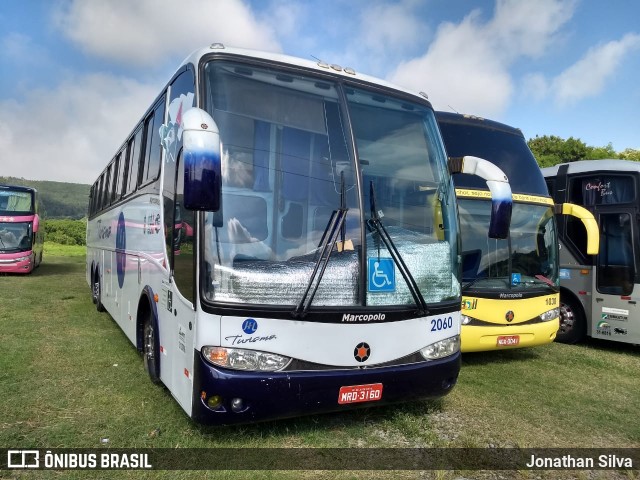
[0,222,32,252]
[201,60,459,308]
[458,199,558,290]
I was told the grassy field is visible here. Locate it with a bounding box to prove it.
[0,245,639,479]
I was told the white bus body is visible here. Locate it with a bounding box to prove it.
[87,44,511,424]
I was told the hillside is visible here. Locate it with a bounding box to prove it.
[0,176,89,219]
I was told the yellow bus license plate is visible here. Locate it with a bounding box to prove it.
[497,335,520,346]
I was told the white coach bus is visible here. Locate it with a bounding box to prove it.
[543,159,640,345]
[86,44,512,424]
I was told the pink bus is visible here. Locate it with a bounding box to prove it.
[0,185,44,273]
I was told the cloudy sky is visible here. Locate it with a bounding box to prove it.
[1,0,639,184]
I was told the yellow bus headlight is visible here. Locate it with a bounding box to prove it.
[540,308,560,322]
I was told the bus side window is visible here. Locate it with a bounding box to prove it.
[102,165,112,210]
[141,96,166,186]
[597,212,635,296]
[163,67,195,271]
[126,127,143,195]
[173,153,195,305]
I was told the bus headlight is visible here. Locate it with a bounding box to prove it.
[540,308,560,322]
[15,255,31,263]
[202,346,291,372]
[420,335,460,360]
[461,314,473,325]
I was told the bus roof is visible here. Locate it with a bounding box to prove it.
[435,111,525,138]
[435,111,549,196]
[179,43,431,103]
[0,184,37,194]
[541,159,640,177]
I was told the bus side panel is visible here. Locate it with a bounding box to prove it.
[590,284,640,345]
[558,264,593,327]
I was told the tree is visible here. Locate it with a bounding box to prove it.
[586,142,617,160]
[619,148,640,161]
[527,136,637,167]
[527,135,589,167]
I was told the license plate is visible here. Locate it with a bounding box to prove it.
[497,335,520,346]
[338,383,383,405]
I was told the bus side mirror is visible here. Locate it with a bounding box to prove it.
[33,214,40,233]
[182,108,221,211]
[555,203,600,255]
[449,156,512,239]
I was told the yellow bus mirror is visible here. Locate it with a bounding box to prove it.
[557,203,600,255]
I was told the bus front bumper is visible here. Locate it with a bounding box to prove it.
[0,251,34,273]
[461,319,559,352]
[192,351,461,425]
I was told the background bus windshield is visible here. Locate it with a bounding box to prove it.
[0,190,33,214]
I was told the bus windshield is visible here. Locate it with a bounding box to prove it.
[458,199,558,290]
[201,61,459,308]
[0,222,32,252]
[0,190,33,214]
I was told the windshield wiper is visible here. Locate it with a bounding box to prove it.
[367,181,428,316]
[293,173,348,318]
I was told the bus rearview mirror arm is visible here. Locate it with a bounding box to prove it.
[554,203,600,255]
[182,108,222,212]
[448,156,512,239]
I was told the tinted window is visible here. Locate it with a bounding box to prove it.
[141,97,166,184]
[164,68,195,270]
[96,176,103,211]
[102,166,112,208]
[114,150,126,200]
[569,174,635,206]
[437,115,548,195]
[597,212,635,295]
[111,154,121,204]
[0,189,33,214]
[126,127,143,195]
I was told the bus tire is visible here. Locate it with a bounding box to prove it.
[556,293,586,344]
[143,313,162,385]
[94,270,105,312]
[91,265,97,304]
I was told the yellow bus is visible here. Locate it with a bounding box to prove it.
[436,112,599,352]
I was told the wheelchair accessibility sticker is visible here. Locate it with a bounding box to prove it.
[368,258,395,292]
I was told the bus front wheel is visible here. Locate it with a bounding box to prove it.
[557,294,586,344]
[143,315,161,385]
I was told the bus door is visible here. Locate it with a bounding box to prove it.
[591,208,640,343]
[165,162,196,412]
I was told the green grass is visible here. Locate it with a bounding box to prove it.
[44,242,86,257]
[1,247,639,479]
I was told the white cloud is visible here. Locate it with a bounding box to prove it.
[488,0,575,60]
[360,1,426,53]
[0,75,159,184]
[552,33,640,106]
[388,0,576,117]
[521,73,549,101]
[52,0,282,67]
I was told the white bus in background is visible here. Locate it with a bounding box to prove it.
[543,160,640,345]
[86,44,512,425]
